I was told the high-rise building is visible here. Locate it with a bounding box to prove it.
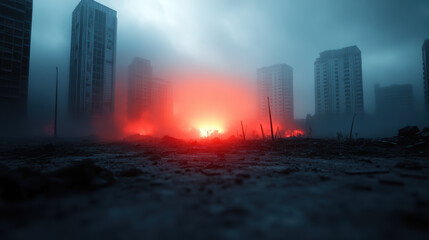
[257,64,294,128]
[314,46,364,116]
[127,58,172,123]
[0,0,33,119]
[69,0,117,116]
[127,58,152,120]
[423,39,429,116]
[375,83,414,117]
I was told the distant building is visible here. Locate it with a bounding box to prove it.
[314,46,364,116]
[423,39,429,116]
[127,58,172,123]
[375,83,414,117]
[0,0,33,119]
[69,0,117,116]
[127,58,152,120]
[257,64,294,128]
[151,78,172,123]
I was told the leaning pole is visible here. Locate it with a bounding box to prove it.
[268,96,274,141]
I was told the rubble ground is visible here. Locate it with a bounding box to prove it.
[0,135,428,240]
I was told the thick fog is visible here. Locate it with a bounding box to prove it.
[26,0,429,137]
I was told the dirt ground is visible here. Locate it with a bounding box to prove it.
[0,136,428,240]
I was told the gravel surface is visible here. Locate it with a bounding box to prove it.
[0,137,428,240]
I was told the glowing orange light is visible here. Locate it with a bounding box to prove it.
[98,68,261,140]
[200,127,224,138]
[285,129,305,138]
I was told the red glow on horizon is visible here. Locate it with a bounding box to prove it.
[123,113,154,136]
[166,70,257,139]
[285,129,305,138]
[90,68,300,141]
[200,127,224,138]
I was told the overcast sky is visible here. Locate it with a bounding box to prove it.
[28,0,429,122]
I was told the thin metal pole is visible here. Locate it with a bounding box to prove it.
[260,123,265,140]
[241,120,246,141]
[268,97,274,141]
[54,67,58,139]
[349,113,356,140]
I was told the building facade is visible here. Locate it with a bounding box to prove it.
[423,39,429,116]
[314,46,364,116]
[257,64,294,128]
[127,58,172,123]
[0,0,32,118]
[69,0,117,116]
[127,58,152,120]
[375,83,414,117]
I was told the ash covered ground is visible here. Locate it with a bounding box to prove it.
[0,129,429,240]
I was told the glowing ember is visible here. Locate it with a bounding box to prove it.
[200,127,223,138]
[285,129,305,138]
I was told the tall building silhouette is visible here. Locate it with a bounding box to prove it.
[257,64,294,128]
[0,0,32,119]
[423,39,429,116]
[69,0,117,116]
[314,46,364,116]
[128,58,152,120]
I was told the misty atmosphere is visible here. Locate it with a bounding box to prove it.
[1,0,429,239]
[20,0,429,139]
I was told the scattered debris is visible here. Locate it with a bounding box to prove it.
[0,126,428,239]
[46,160,115,191]
[0,160,114,201]
[398,126,420,138]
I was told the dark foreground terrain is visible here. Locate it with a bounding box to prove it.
[0,132,428,239]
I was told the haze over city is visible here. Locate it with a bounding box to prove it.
[23,0,429,139]
[1,1,429,239]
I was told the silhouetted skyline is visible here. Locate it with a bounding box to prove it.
[0,0,427,138]
[27,0,429,124]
